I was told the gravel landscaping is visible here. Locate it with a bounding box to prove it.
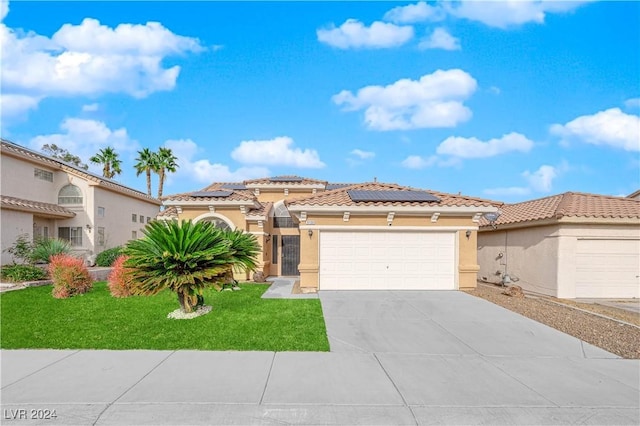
[465,283,640,359]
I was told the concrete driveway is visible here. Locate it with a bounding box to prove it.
[1,290,638,425]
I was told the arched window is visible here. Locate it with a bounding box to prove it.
[58,184,83,205]
[273,201,295,228]
[274,202,291,218]
[200,217,232,231]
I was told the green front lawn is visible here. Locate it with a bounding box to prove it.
[0,283,329,351]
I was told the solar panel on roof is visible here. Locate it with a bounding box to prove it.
[189,190,233,198]
[347,190,440,202]
[221,183,247,190]
[269,176,303,182]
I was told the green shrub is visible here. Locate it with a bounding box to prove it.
[48,254,93,299]
[30,238,71,264]
[96,246,124,267]
[2,234,34,264]
[0,264,47,282]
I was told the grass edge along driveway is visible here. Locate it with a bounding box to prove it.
[0,283,329,351]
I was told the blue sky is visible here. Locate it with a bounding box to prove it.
[2,0,639,201]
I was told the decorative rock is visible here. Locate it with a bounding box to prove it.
[253,272,265,282]
[167,305,212,320]
[502,285,525,298]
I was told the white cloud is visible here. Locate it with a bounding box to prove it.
[1,17,203,120]
[333,69,477,131]
[82,103,99,112]
[484,163,562,197]
[446,1,588,29]
[317,19,413,49]
[489,86,501,95]
[436,132,534,158]
[231,136,325,168]
[29,118,139,172]
[523,164,557,192]
[1,0,8,22]
[350,149,375,160]
[0,94,41,120]
[418,27,460,51]
[550,108,640,152]
[400,154,461,169]
[401,155,438,169]
[383,2,446,23]
[164,139,269,184]
[624,98,640,109]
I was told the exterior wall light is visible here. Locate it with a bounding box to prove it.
[308,229,313,238]
[465,230,472,239]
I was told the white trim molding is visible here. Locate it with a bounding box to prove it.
[431,213,440,222]
[343,212,350,222]
[288,205,498,215]
[387,212,395,224]
[300,225,478,232]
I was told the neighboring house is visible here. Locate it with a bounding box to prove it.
[161,176,500,292]
[628,189,640,200]
[1,139,162,265]
[477,192,640,299]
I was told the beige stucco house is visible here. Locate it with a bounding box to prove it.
[160,176,500,292]
[1,139,162,265]
[477,192,640,299]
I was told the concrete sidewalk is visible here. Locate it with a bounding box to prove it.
[1,291,638,425]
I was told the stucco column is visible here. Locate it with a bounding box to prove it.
[458,230,479,289]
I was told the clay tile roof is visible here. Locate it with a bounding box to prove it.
[156,206,179,220]
[247,202,272,218]
[162,188,257,202]
[482,192,640,227]
[244,175,328,186]
[1,195,76,218]
[287,182,498,208]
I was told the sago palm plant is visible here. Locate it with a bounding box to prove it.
[124,220,260,314]
[219,229,261,287]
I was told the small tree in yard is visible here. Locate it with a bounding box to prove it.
[124,220,259,314]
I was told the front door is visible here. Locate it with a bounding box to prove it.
[281,235,300,276]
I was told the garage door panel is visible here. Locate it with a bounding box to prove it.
[320,231,456,290]
[575,239,640,298]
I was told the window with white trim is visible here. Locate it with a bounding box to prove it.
[34,168,53,182]
[58,227,83,246]
[58,185,83,205]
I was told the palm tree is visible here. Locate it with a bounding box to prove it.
[155,147,179,199]
[134,148,157,196]
[124,220,260,314]
[90,147,122,179]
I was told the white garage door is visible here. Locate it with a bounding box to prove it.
[319,231,456,290]
[575,239,640,298]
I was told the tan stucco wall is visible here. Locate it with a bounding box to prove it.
[93,187,160,253]
[478,225,561,296]
[1,209,34,264]
[478,223,640,298]
[255,189,318,203]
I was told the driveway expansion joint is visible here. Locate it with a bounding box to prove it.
[91,350,177,426]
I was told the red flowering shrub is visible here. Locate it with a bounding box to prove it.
[107,255,135,298]
[48,254,93,299]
